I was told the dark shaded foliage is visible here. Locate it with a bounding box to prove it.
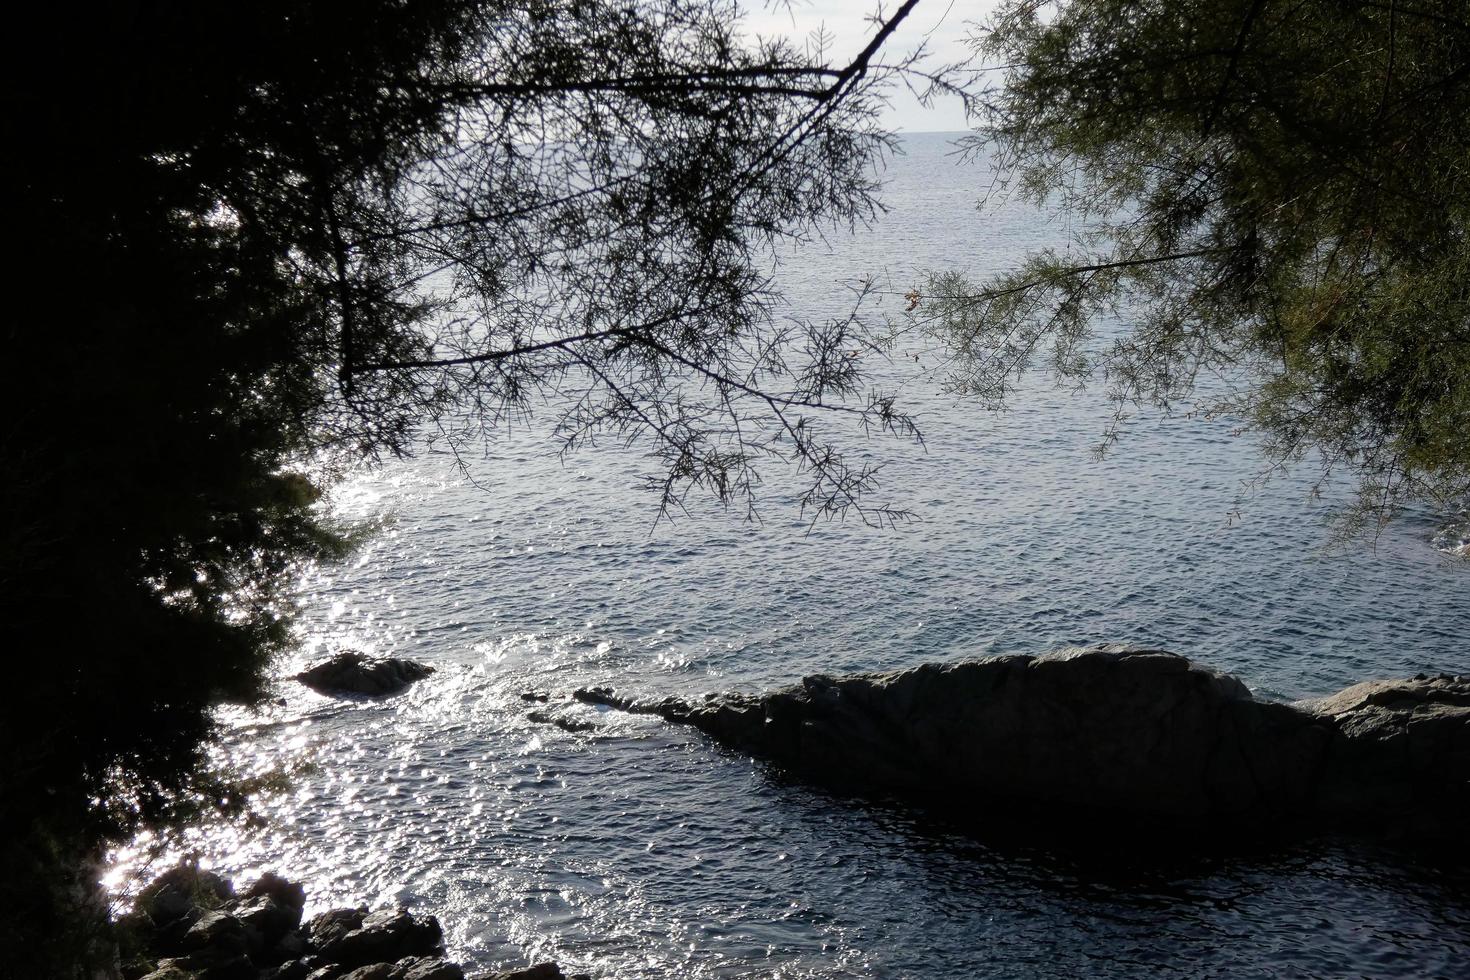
[921,0,1470,535]
[0,1,945,973]
[2,4,482,970]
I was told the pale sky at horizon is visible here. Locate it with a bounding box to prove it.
[738,0,1002,133]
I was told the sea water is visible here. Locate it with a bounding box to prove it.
[109,133,1470,979]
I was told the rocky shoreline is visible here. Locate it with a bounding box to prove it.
[575,644,1470,837]
[121,645,1465,977]
[119,863,578,980]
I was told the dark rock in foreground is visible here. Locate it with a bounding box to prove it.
[575,645,1470,836]
[307,907,444,968]
[296,651,434,697]
[123,863,584,980]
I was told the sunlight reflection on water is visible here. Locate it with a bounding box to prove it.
[108,134,1470,979]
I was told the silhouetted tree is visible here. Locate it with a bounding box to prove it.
[0,1,955,971]
[919,0,1470,537]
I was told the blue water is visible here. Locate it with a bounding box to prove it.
[109,134,1470,978]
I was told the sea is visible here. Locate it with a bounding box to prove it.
[107,133,1470,978]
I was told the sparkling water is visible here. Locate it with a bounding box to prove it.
[108,133,1470,979]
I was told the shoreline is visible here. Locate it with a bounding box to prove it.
[108,644,1469,978]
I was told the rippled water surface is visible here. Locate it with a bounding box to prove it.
[110,134,1469,978]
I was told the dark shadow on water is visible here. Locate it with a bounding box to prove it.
[769,775,1470,978]
[753,754,1470,915]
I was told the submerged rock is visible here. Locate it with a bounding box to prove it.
[296,651,434,697]
[576,644,1470,836]
[526,707,598,733]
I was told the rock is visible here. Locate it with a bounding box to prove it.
[526,709,597,733]
[227,893,303,951]
[576,644,1470,836]
[296,651,434,696]
[128,867,480,980]
[135,861,235,927]
[138,968,195,980]
[1298,674,1470,832]
[276,930,310,961]
[259,960,316,980]
[244,871,308,911]
[182,910,247,956]
[199,957,258,980]
[154,950,255,980]
[393,956,464,980]
[309,907,443,967]
[306,908,365,954]
[339,965,396,980]
[488,965,566,980]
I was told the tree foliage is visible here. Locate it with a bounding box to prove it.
[1,1,950,969]
[921,0,1470,535]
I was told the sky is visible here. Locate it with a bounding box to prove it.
[737,0,1002,132]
